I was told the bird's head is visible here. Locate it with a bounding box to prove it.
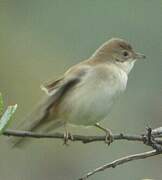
[92,38,146,74]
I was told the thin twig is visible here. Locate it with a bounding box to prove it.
[79,150,161,180]
[79,127,162,179]
[3,129,162,144]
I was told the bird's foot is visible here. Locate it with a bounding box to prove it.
[104,129,113,145]
[63,131,74,145]
[95,123,113,145]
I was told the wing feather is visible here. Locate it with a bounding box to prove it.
[41,64,88,106]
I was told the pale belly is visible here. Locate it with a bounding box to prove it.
[58,71,127,126]
[67,87,116,126]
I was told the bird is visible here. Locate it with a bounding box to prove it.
[9,37,146,147]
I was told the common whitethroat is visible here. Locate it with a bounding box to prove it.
[10,38,146,146]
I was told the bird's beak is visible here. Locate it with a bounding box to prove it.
[134,52,146,60]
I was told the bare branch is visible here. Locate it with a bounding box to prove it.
[3,129,162,144]
[78,127,162,180]
[3,128,162,180]
[79,150,161,180]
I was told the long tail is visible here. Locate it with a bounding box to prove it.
[8,96,63,147]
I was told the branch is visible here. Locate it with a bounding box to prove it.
[3,129,146,143]
[79,150,161,180]
[3,128,162,144]
[3,127,162,180]
[79,127,162,180]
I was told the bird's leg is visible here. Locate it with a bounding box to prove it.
[95,123,113,145]
[63,124,73,145]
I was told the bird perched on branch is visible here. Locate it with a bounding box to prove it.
[9,37,145,147]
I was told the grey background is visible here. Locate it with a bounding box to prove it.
[0,0,162,180]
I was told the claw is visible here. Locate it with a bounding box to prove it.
[105,129,113,145]
[63,131,69,145]
[95,123,113,145]
[63,124,73,145]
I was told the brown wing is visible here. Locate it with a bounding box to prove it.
[46,77,81,111]
[8,77,81,147]
[9,64,89,147]
[40,65,89,120]
[41,63,88,96]
[41,77,64,94]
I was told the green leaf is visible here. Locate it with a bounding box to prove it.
[0,104,17,134]
[0,93,4,116]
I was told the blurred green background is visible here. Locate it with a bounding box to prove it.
[0,0,162,180]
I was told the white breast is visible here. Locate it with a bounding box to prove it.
[59,64,128,126]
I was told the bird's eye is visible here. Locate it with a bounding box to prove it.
[123,51,129,57]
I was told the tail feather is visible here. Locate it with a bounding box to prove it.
[8,96,60,147]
